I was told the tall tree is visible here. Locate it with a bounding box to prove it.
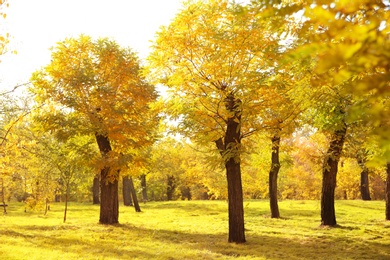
[30,35,157,224]
[147,0,281,243]
[284,0,390,226]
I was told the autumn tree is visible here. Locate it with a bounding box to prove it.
[148,0,284,243]
[148,138,186,201]
[284,0,390,226]
[30,35,157,224]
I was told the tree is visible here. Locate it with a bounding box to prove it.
[284,0,389,226]
[148,138,186,201]
[122,176,133,206]
[92,174,100,204]
[148,0,282,243]
[128,176,141,212]
[30,35,157,224]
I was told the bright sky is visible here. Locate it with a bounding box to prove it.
[0,0,184,91]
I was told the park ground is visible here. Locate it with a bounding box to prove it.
[0,200,390,259]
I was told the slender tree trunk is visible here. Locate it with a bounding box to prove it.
[96,133,119,225]
[122,176,133,206]
[55,193,61,203]
[215,93,245,243]
[140,174,148,203]
[93,174,100,205]
[129,177,141,212]
[167,175,176,201]
[386,163,390,220]
[321,124,347,226]
[63,183,69,223]
[269,135,281,218]
[357,155,371,201]
[44,198,49,216]
[360,169,371,201]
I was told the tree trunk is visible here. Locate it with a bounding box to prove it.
[386,163,390,221]
[357,155,371,201]
[215,93,245,243]
[44,198,49,216]
[129,177,141,212]
[181,186,192,200]
[225,157,245,243]
[96,133,119,225]
[140,174,148,203]
[122,176,133,206]
[167,175,176,201]
[269,135,281,218]
[360,169,371,201]
[321,124,347,226]
[63,183,69,223]
[93,174,100,205]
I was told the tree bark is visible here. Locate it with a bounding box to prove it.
[386,163,390,221]
[167,175,176,201]
[215,93,245,243]
[129,177,141,212]
[140,174,148,203]
[321,124,347,226]
[357,155,371,201]
[269,135,281,218]
[63,181,69,223]
[96,133,119,225]
[122,176,133,206]
[93,174,100,205]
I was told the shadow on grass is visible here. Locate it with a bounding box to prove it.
[4,222,389,260]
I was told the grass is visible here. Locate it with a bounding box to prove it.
[1,200,390,259]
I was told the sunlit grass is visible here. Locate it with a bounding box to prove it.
[1,200,389,259]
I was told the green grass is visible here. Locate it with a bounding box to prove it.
[1,200,390,259]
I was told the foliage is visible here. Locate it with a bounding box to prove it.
[0,0,9,58]
[293,0,390,157]
[2,114,96,210]
[30,35,158,180]
[147,0,280,149]
[146,137,226,200]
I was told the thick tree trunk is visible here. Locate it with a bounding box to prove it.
[140,174,148,203]
[215,93,245,243]
[96,133,119,225]
[386,163,390,220]
[93,174,100,205]
[225,157,245,243]
[360,169,371,201]
[321,124,347,226]
[167,175,176,201]
[122,176,133,206]
[129,177,141,212]
[357,155,371,201]
[269,135,281,218]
